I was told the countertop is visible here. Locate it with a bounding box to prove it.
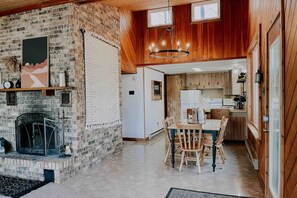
[204,108,247,113]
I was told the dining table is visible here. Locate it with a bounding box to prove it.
[168,119,221,172]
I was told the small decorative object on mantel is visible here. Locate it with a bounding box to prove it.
[3,56,20,72]
[15,80,21,88]
[59,71,66,87]
[3,81,14,89]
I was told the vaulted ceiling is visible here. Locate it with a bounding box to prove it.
[0,0,202,16]
[98,0,202,11]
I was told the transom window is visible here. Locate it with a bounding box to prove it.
[148,7,173,28]
[191,0,220,22]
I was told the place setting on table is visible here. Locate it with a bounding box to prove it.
[164,108,227,173]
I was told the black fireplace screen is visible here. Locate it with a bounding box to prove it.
[15,113,60,156]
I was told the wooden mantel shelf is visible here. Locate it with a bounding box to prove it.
[0,87,74,96]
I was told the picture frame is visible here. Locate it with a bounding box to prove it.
[151,80,162,100]
[6,92,17,106]
[21,36,49,88]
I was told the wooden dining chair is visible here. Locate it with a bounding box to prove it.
[163,118,180,163]
[176,123,203,173]
[201,117,229,165]
[166,116,176,125]
[209,109,230,160]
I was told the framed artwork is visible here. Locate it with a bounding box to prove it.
[21,37,49,88]
[151,80,162,100]
[6,92,17,106]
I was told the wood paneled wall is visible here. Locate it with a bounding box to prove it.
[166,74,186,121]
[248,0,297,197]
[283,1,297,197]
[134,0,248,65]
[120,9,137,74]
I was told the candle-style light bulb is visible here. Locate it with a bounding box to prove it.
[186,43,190,49]
[161,40,166,47]
[155,48,159,52]
[177,41,180,46]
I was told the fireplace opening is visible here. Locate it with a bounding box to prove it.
[15,113,60,156]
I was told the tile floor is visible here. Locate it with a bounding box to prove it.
[61,133,264,198]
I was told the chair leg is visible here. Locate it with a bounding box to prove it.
[184,152,188,165]
[221,146,226,160]
[179,151,185,172]
[196,151,201,174]
[201,145,205,166]
[164,146,170,163]
[219,147,225,164]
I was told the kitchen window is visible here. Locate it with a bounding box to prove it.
[191,0,220,22]
[148,7,173,28]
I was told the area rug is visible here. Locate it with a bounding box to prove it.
[0,175,46,198]
[166,187,251,198]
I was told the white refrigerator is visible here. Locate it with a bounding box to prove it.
[180,90,202,122]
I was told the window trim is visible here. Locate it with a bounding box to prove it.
[147,7,173,28]
[191,0,221,23]
[247,23,262,140]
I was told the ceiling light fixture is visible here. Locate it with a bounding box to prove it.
[149,0,190,59]
[192,68,202,72]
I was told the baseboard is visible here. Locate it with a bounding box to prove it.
[245,140,259,170]
[148,129,164,140]
[122,137,148,142]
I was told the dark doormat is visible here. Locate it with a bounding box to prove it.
[166,187,252,198]
[0,175,47,198]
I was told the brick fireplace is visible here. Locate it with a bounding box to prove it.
[0,2,122,183]
[15,113,60,156]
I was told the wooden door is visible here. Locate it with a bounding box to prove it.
[265,13,284,198]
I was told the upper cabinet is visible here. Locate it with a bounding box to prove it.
[186,72,224,90]
[185,70,242,95]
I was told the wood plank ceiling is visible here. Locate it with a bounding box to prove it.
[0,0,204,16]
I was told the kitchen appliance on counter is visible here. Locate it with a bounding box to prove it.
[233,96,246,109]
[223,98,235,107]
[205,98,223,109]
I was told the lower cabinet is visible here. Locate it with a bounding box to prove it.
[224,116,246,141]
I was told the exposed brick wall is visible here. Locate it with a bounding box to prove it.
[0,4,75,151]
[0,2,123,182]
[70,2,122,168]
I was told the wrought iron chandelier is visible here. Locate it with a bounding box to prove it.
[149,0,190,59]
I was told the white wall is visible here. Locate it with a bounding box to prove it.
[144,67,165,137]
[122,67,164,139]
[122,70,145,138]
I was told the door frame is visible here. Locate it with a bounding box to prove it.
[265,10,285,198]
